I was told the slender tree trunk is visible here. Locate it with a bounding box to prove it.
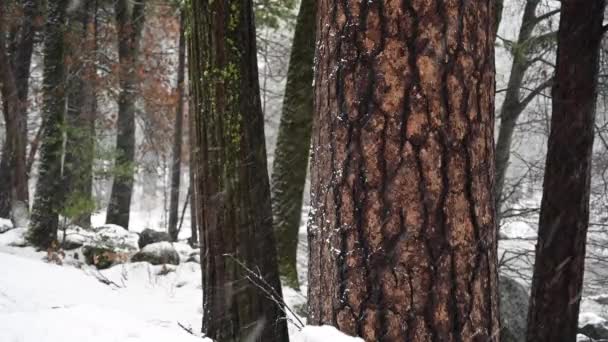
[270,0,316,290]
[189,103,198,247]
[0,0,40,220]
[63,0,97,228]
[494,0,553,223]
[526,1,605,341]
[27,0,69,249]
[168,11,186,242]
[106,0,145,229]
[307,1,500,340]
[187,0,289,340]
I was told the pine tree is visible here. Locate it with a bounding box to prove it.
[106,0,145,229]
[526,1,606,340]
[307,0,500,340]
[187,0,289,340]
[27,0,69,248]
[270,0,316,290]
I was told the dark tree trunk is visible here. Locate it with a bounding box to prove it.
[526,1,605,341]
[187,0,289,341]
[63,0,97,228]
[188,102,198,247]
[307,0,500,340]
[27,0,69,249]
[168,11,186,242]
[270,0,316,290]
[106,0,145,229]
[494,0,553,223]
[0,0,40,220]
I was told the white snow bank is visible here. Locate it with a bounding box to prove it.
[293,325,364,342]
[0,252,210,342]
[0,227,27,246]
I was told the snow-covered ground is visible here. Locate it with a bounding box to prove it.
[0,221,362,342]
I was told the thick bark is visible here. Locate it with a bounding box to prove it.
[27,0,69,249]
[63,0,97,228]
[0,0,40,219]
[307,0,500,341]
[526,1,605,341]
[187,0,289,341]
[270,0,316,290]
[106,0,145,229]
[494,0,553,223]
[168,11,186,242]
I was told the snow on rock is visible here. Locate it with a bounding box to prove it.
[57,225,95,249]
[0,218,13,233]
[132,241,180,265]
[91,224,140,251]
[293,325,364,342]
[173,242,199,263]
[0,227,27,247]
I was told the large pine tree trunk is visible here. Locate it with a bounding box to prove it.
[168,11,186,242]
[270,0,316,290]
[187,0,289,340]
[526,1,605,341]
[307,1,500,340]
[27,0,69,249]
[106,0,145,229]
[0,0,40,219]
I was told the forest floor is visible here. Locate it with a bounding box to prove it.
[0,216,360,342]
[0,205,607,341]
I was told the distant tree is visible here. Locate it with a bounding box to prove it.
[27,0,69,249]
[494,0,557,224]
[187,0,289,340]
[168,10,186,242]
[63,0,98,228]
[0,0,41,220]
[270,0,316,290]
[307,0,500,340]
[106,0,145,229]
[526,1,606,341]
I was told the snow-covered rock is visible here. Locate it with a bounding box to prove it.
[579,313,608,341]
[132,242,180,265]
[57,225,95,250]
[138,228,171,249]
[0,227,27,247]
[0,218,13,233]
[293,325,363,342]
[91,224,139,252]
[499,276,529,342]
[173,242,199,263]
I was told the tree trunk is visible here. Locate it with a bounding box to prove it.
[494,0,553,224]
[526,1,605,341]
[0,0,40,220]
[27,0,69,249]
[168,11,186,242]
[63,0,97,228]
[307,1,500,341]
[188,101,198,247]
[270,0,316,290]
[187,0,289,341]
[106,0,145,229]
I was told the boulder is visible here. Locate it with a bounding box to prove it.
[131,242,180,265]
[138,228,171,249]
[0,218,13,234]
[90,224,139,252]
[82,245,128,269]
[499,275,529,342]
[57,225,95,250]
[579,314,608,341]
